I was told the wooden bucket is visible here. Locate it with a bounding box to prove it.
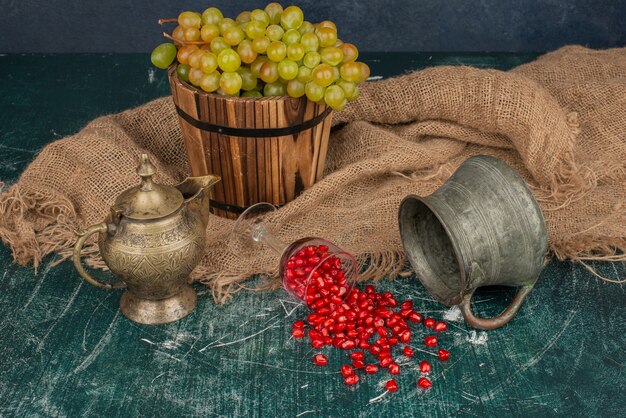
[168,67,333,219]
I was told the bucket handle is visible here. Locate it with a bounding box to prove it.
[73,223,126,290]
[458,262,534,330]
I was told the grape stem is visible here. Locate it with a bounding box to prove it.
[162,32,207,46]
[158,18,178,24]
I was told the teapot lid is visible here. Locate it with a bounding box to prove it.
[112,154,184,220]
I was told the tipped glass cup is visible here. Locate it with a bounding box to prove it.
[230,203,357,306]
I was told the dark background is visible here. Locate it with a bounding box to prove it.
[2,0,625,53]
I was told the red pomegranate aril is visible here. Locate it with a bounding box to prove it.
[365,364,378,374]
[434,321,448,332]
[292,328,305,338]
[388,337,398,346]
[346,329,358,339]
[374,317,385,328]
[365,285,375,293]
[424,317,435,328]
[376,327,389,337]
[438,349,451,361]
[352,359,365,369]
[386,297,398,307]
[399,308,412,318]
[313,354,328,366]
[312,339,325,348]
[391,325,404,335]
[370,345,382,355]
[403,346,414,357]
[340,340,356,350]
[341,364,355,378]
[319,244,329,253]
[359,340,370,349]
[408,312,423,323]
[419,360,432,374]
[344,374,360,385]
[385,379,398,392]
[400,301,413,310]
[399,330,412,344]
[317,307,331,315]
[350,351,365,361]
[293,320,305,328]
[386,317,399,327]
[379,356,393,368]
[424,336,438,347]
[389,362,400,375]
[417,377,432,389]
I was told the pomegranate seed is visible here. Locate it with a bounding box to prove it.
[419,360,432,374]
[340,340,356,350]
[292,328,305,338]
[438,349,451,361]
[370,345,382,355]
[352,359,365,369]
[385,379,398,392]
[389,362,400,375]
[399,329,412,343]
[313,354,328,366]
[424,336,438,347]
[350,351,365,361]
[400,308,412,318]
[400,301,413,310]
[403,346,414,357]
[434,321,448,332]
[424,317,435,328]
[319,245,329,252]
[364,364,378,374]
[293,320,305,328]
[311,339,325,348]
[408,312,422,323]
[388,337,399,346]
[344,374,360,385]
[359,340,370,349]
[341,364,355,378]
[417,377,432,389]
[365,285,375,293]
[379,356,393,368]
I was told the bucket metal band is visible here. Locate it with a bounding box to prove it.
[175,104,331,138]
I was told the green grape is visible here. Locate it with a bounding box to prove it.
[282,29,301,46]
[324,85,346,110]
[259,61,279,83]
[311,63,335,87]
[300,33,319,53]
[298,21,315,35]
[210,37,229,55]
[242,90,263,98]
[220,72,243,95]
[320,47,343,66]
[217,48,241,72]
[178,11,202,28]
[266,41,287,62]
[201,24,220,43]
[336,80,356,99]
[200,52,218,73]
[277,59,298,80]
[281,6,304,30]
[218,18,236,34]
[151,43,177,69]
[250,9,270,27]
[236,11,251,23]
[297,66,312,83]
[339,62,361,83]
[339,43,359,63]
[246,20,267,40]
[188,68,205,86]
[316,27,337,48]
[252,37,270,54]
[357,62,370,83]
[305,81,325,102]
[176,64,190,82]
[287,43,305,61]
[202,7,223,25]
[287,79,306,98]
[266,24,284,42]
[237,67,258,91]
[176,44,199,65]
[265,2,283,25]
[263,81,287,97]
[200,71,221,92]
[188,49,206,69]
[223,26,245,46]
[303,51,321,69]
[183,27,201,42]
[250,56,268,76]
[237,40,258,64]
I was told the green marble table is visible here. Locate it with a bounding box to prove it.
[0,53,624,418]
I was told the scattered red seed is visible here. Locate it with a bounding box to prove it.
[417,377,432,389]
[292,328,305,338]
[438,349,451,361]
[364,364,378,374]
[386,379,398,392]
[433,321,448,332]
[408,311,423,323]
[379,356,393,368]
[352,359,365,369]
[313,354,328,366]
[419,360,432,374]
[341,364,355,378]
[424,335,438,347]
[400,301,413,310]
[344,374,360,385]
[424,317,435,328]
[403,346,414,357]
[389,362,400,375]
[293,320,305,328]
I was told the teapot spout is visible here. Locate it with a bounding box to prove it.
[176,175,221,227]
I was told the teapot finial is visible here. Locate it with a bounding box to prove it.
[137,154,156,191]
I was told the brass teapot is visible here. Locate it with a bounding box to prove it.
[72,154,219,325]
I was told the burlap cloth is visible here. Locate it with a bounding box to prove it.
[1,46,625,301]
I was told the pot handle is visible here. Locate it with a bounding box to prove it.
[73,223,126,290]
[458,262,534,330]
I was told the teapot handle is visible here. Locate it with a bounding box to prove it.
[458,262,534,330]
[72,223,126,290]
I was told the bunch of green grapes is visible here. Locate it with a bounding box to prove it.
[150,3,369,111]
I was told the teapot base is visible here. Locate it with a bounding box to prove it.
[119,284,197,325]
